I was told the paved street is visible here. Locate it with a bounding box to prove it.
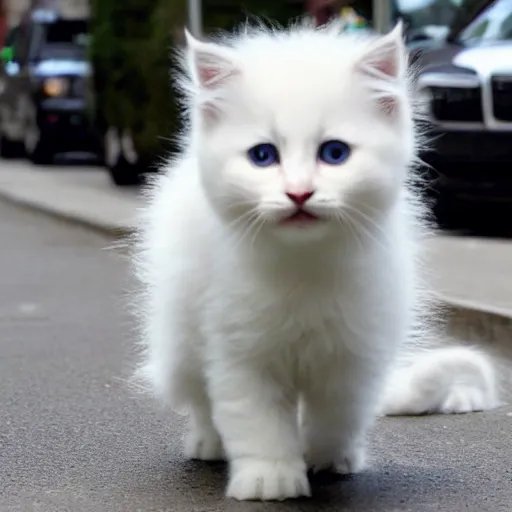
[1,198,512,512]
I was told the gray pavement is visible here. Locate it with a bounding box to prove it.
[1,199,512,512]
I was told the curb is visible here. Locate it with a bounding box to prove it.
[435,292,512,322]
[0,188,133,238]
[443,300,512,348]
[434,292,512,349]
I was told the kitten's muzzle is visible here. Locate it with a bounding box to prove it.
[280,190,320,224]
[286,191,314,207]
[280,207,320,225]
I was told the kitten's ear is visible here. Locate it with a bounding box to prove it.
[356,21,407,114]
[185,30,239,90]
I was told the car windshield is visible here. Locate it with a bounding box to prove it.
[397,0,472,30]
[395,0,494,41]
[456,0,512,43]
[44,19,89,45]
[37,19,89,61]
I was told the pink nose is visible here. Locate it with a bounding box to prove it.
[286,191,314,207]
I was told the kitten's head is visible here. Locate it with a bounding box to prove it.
[180,21,418,246]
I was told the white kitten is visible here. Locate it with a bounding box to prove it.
[133,21,500,501]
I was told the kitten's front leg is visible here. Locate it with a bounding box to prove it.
[208,363,310,501]
[185,393,225,461]
[302,356,385,475]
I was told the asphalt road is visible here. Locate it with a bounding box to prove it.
[1,200,512,512]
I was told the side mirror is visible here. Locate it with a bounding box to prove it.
[0,46,13,63]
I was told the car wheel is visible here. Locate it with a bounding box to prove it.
[104,127,141,186]
[0,133,22,159]
[24,121,53,165]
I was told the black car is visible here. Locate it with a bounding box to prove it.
[0,8,99,164]
[413,0,512,208]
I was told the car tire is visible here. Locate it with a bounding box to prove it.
[0,133,22,159]
[104,127,141,186]
[27,141,54,165]
[24,121,54,165]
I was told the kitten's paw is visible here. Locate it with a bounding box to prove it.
[335,447,366,475]
[307,445,366,475]
[440,385,493,414]
[226,458,311,501]
[184,427,225,461]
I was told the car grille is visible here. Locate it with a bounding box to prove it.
[430,86,483,122]
[491,75,512,121]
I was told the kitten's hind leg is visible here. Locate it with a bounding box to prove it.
[139,326,224,460]
[302,359,381,476]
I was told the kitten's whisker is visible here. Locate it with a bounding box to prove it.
[345,214,391,256]
[225,208,263,251]
[227,211,259,234]
[222,199,258,210]
[351,219,389,256]
[230,216,262,252]
[343,204,388,240]
[225,207,260,231]
[248,215,265,253]
[336,206,391,256]
[347,205,387,237]
[335,211,364,252]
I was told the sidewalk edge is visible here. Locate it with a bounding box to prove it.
[0,188,133,238]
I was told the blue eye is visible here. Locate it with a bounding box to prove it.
[318,140,351,165]
[248,143,279,167]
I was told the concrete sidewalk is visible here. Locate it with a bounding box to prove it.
[426,236,512,317]
[0,161,140,234]
[1,160,512,316]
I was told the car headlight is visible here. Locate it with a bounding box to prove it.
[42,77,70,97]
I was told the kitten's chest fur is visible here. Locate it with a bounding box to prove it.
[203,261,360,354]
[202,278,355,386]
[184,225,404,378]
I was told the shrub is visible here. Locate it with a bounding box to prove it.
[89,0,302,168]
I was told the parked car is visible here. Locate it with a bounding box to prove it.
[0,8,99,164]
[405,0,491,53]
[413,0,512,208]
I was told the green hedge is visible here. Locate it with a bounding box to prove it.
[89,0,303,167]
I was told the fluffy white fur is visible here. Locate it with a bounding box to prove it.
[133,21,500,501]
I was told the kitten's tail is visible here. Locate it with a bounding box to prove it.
[379,346,501,416]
